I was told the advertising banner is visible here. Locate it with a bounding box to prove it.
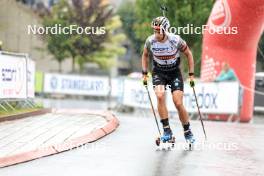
[0,53,27,99]
[44,73,109,96]
[122,78,239,114]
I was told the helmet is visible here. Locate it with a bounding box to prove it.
[151,16,170,31]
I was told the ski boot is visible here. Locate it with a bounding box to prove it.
[184,129,195,150]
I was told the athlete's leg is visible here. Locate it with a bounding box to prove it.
[169,69,189,124]
[172,90,189,124]
[169,70,194,141]
[152,72,173,141]
[154,85,168,120]
[154,85,173,141]
[172,90,194,141]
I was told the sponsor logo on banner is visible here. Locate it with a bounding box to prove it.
[122,79,239,114]
[208,0,232,32]
[183,87,218,109]
[0,53,27,99]
[2,63,25,95]
[50,76,58,90]
[44,73,109,96]
[125,85,218,111]
[130,89,149,105]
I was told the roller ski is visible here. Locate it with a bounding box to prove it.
[156,129,175,150]
[184,129,195,150]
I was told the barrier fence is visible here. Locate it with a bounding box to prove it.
[0,51,35,99]
[0,50,242,117]
[0,51,36,111]
[42,73,240,115]
[122,78,240,114]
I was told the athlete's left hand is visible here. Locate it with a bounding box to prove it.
[189,75,195,87]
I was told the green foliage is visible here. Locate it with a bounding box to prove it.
[118,0,214,76]
[77,15,127,71]
[43,0,71,72]
[43,0,126,72]
[117,1,141,54]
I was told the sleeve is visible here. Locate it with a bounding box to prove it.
[178,36,187,52]
[215,72,226,82]
[226,70,238,81]
[215,70,238,82]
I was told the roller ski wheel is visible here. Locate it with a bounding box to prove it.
[169,136,176,148]
[156,135,175,150]
[186,138,195,151]
[156,137,161,146]
[184,130,195,151]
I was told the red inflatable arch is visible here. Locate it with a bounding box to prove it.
[201,0,264,122]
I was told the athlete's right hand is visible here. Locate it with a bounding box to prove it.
[142,74,148,86]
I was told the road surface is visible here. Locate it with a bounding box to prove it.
[0,111,263,176]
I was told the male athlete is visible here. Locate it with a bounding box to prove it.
[142,16,195,143]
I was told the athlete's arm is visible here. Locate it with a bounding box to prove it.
[182,46,194,74]
[141,47,149,85]
[141,47,149,73]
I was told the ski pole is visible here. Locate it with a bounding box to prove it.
[144,84,162,136]
[190,81,207,140]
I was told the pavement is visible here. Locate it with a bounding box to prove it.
[0,98,264,176]
[0,111,264,176]
[0,109,119,167]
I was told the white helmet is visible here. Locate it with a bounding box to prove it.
[151,16,170,32]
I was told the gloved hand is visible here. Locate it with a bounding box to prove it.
[143,74,148,86]
[190,80,195,87]
[142,72,148,86]
[189,74,195,87]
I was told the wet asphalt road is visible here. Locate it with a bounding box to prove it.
[0,110,264,176]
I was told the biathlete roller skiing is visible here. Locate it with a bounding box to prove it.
[141,16,196,150]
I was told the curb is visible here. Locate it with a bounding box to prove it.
[0,109,119,168]
[0,108,52,123]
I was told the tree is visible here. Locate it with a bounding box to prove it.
[46,31,70,72]
[118,1,141,54]
[119,0,214,76]
[70,0,126,71]
[43,0,71,72]
[87,15,126,70]
[43,0,126,72]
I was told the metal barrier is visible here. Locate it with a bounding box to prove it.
[39,73,241,118]
[0,51,36,112]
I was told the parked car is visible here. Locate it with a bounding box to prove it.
[254,72,264,112]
